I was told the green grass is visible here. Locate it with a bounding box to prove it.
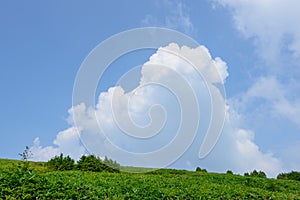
[0,158,48,173]
[1,159,300,199]
[120,165,158,173]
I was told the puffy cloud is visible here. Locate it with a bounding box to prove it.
[30,127,85,161]
[29,138,59,162]
[233,128,282,177]
[180,105,282,178]
[30,43,282,177]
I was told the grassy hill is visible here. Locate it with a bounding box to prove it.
[1,159,300,199]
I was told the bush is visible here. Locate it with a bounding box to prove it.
[277,171,300,181]
[103,156,121,171]
[226,170,233,175]
[18,146,33,171]
[196,167,207,173]
[76,155,119,173]
[244,170,266,178]
[47,153,74,171]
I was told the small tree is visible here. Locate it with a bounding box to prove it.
[103,156,120,171]
[249,170,266,178]
[76,155,119,172]
[226,170,233,175]
[277,171,300,181]
[47,153,74,171]
[76,155,106,172]
[18,146,33,171]
[196,166,207,173]
[258,171,267,178]
[196,167,202,172]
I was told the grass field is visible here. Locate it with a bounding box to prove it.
[1,159,300,199]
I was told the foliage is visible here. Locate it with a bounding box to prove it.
[47,153,74,171]
[244,170,267,178]
[277,171,300,181]
[18,146,33,171]
[1,158,300,199]
[76,155,119,173]
[195,166,207,173]
[103,156,121,171]
[227,170,233,175]
[1,168,300,199]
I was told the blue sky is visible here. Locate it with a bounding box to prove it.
[1,1,300,177]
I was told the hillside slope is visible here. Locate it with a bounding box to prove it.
[1,159,300,199]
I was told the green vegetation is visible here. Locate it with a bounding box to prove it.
[18,146,33,171]
[277,171,300,181]
[47,153,75,171]
[244,170,267,178]
[76,155,119,173]
[47,154,120,173]
[1,159,300,199]
[196,166,207,173]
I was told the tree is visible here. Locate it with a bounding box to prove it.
[244,170,267,178]
[226,170,233,175]
[47,153,74,171]
[244,172,250,177]
[258,171,267,178]
[76,155,119,172]
[103,156,120,171]
[196,167,201,172]
[277,171,300,181]
[18,146,33,171]
[195,166,207,173]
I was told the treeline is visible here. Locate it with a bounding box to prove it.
[47,154,120,173]
[196,166,300,181]
[277,171,300,181]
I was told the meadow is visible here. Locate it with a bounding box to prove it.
[1,159,300,199]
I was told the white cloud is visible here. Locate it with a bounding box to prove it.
[141,1,194,34]
[233,76,300,127]
[214,0,300,174]
[30,127,85,161]
[215,0,300,65]
[29,138,59,162]
[30,43,282,177]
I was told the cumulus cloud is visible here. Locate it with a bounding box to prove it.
[30,43,282,176]
[30,127,85,161]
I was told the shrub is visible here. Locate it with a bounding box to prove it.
[277,171,300,181]
[76,155,119,173]
[47,153,74,171]
[244,172,249,177]
[226,170,233,175]
[258,171,267,178]
[18,146,33,171]
[196,167,207,173]
[103,156,121,171]
[244,170,267,178]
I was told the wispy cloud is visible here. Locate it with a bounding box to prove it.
[141,1,195,35]
[215,0,300,173]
